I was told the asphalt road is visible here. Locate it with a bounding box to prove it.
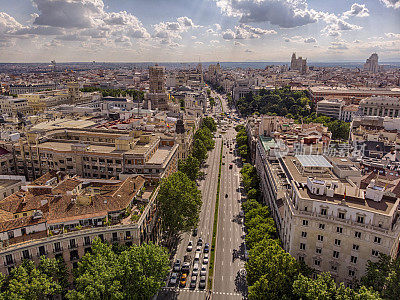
[157,91,247,300]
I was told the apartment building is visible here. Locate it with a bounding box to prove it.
[360,96,400,118]
[255,140,400,284]
[0,171,159,274]
[0,128,178,182]
[316,99,344,119]
[0,175,25,201]
[9,84,57,95]
[0,97,30,116]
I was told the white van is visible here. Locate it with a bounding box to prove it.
[194,252,200,262]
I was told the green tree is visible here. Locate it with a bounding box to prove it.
[156,171,202,237]
[242,198,261,213]
[192,138,208,162]
[119,243,170,299]
[2,260,61,299]
[67,239,124,300]
[38,256,69,293]
[247,239,300,299]
[293,273,382,300]
[194,127,215,150]
[361,254,400,300]
[178,155,200,181]
[202,117,217,132]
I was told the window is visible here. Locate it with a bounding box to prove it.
[372,250,379,257]
[84,236,91,246]
[302,220,308,226]
[333,251,340,259]
[319,223,325,230]
[54,242,62,252]
[374,236,381,244]
[300,243,306,250]
[317,235,324,242]
[22,250,30,260]
[357,216,365,224]
[334,239,341,246]
[320,208,327,215]
[301,231,307,238]
[304,206,308,211]
[349,270,355,277]
[337,227,343,234]
[355,231,362,238]
[314,259,321,266]
[338,212,345,219]
[353,244,359,251]
[316,247,322,254]
[351,256,358,264]
[299,256,304,262]
[331,265,337,271]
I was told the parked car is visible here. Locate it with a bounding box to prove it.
[204,243,210,253]
[203,254,209,264]
[197,238,203,246]
[194,252,200,263]
[192,228,198,237]
[180,273,187,287]
[196,246,202,253]
[187,241,193,252]
[169,273,178,286]
[173,259,181,272]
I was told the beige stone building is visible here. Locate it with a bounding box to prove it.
[0,127,179,182]
[255,141,400,285]
[0,172,159,274]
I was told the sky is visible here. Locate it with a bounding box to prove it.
[0,0,399,63]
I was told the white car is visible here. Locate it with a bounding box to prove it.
[195,246,202,253]
[192,263,199,276]
[169,273,178,286]
[203,253,209,264]
[200,265,207,276]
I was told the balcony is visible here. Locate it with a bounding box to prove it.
[4,260,14,266]
[53,247,63,253]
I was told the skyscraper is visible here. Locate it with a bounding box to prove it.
[364,53,379,73]
[290,53,307,74]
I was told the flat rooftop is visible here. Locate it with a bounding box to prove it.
[0,179,20,189]
[296,155,333,168]
[31,119,97,131]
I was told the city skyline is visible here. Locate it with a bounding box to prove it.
[0,0,399,63]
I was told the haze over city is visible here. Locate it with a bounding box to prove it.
[0,0,399,62]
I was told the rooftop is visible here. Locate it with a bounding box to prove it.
[296,155,333,168]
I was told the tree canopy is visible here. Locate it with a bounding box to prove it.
[67,239,169,300]
[156,171,202,236]
[178,155,200,181]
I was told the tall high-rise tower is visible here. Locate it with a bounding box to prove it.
[364,53,379,73]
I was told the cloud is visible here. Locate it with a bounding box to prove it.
[32,0,104,28]
[222,29,235,40]
[153,16,197,44]
[245,49,253,52]
[380,0,400,9]
[195,41,204,45]
[14,26,64,36]
[234,41,245,46]
[321,13,362,37]
[328,41,348,50]
[215,0,318,28]
[55,33,88,41]
[342,3,369,19]
[385,32,400,39]
[304,37,316,43]
[0,12,23,34]
[222,24,276,40]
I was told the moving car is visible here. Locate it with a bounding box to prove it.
[181,262,190,274]
[204,243,210,253]
[187,241,193,252]
[192,263,199,276]
[200,265,207,276]
[197,238,203,246]
[229,164,233,169]
[203,254,209,264]
[169,273,178,286]
[196,246,202,253]
[190,275,197,288]
[199,276,206,289]
[225,194,228,198]
[192,228,198,237]
[173,259,181,272]
[180,273,187,287]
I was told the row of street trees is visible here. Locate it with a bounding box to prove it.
[80,87,144,100]
[0,240,170,300]
[156,117,217,243]
[235,124,249,161]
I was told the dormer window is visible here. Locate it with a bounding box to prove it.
[356,216,364,224]
[320,208,327,216]
[338,212,345,219]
